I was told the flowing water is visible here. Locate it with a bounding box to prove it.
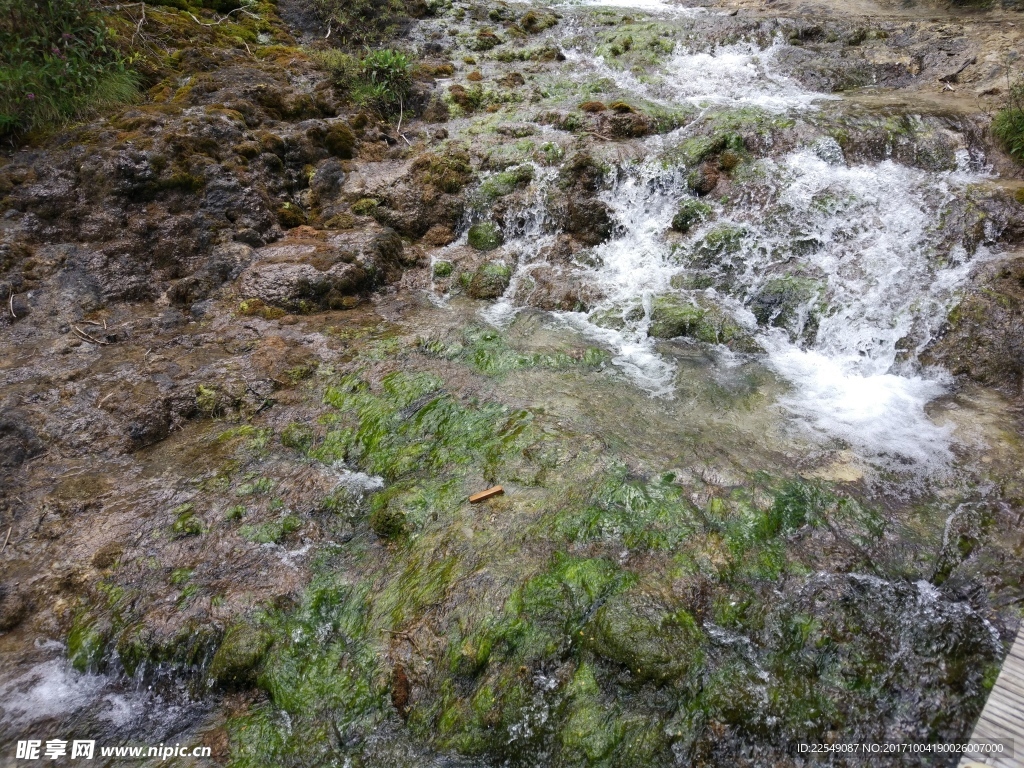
[476,6,1001,476]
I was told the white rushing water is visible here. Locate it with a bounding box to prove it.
[562,147,990,468]
[561,38,832,113]
[470,6,995,470]
[442,5,997,472]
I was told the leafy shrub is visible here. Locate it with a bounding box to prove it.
[0,0,138,136]
[993,82,1024,163]
[314,48,411,116]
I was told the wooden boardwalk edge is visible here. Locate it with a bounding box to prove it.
[959,625,1024,768]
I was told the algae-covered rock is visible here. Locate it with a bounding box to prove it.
[921,255,1024,398]
[520,8,559,33]
[589,303,644,331]
[467,222,505,251]
[280,422,315,451]
[116,618,222,679]
[477,165,534,202]
[648,294,756,350]
[68,615,111,673]
[559,663,623,760]
[558,152,607,194]
[369,504,408,540]
[749,276,822,336]
[686,223,748,269]
[583,593,702,683]
[511,264,597,311]
[564,198,614,246]
[467,261,512,299]
[209,621,273,688]
[171,503,204,538]
[671,199,713,233]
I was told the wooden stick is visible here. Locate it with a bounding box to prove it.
[469,486,504,503]
[74,326,109,345]
[8,292,15,319]
[2,527,11,553]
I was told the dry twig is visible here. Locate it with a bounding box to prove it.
[74,326,109,345]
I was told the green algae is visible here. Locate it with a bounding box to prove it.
[418,326,609,376]
[671,199,713,233]
[239,513,301,544]
[476,164,535,203]
[171,503,204,537]
[467,221,505,251]
[209,620,273,688]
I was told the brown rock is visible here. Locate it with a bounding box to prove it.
[392,664,411,716]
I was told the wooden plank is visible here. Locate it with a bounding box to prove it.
[959,625,1024,768]
[469,485,504,503]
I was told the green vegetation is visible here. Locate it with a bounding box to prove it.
[671,199,713,233]
[417,326,609,376]
[239,513,301,544]
[171,503,204,537]
[315,47,412,116]
[993,81,1024,162]
[596,22,676,68]
[467,222,505,252]
[0,0,138,135]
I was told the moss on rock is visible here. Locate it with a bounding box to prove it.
[584,593,703,683]
[467,261,512,298]
[671,199,713,233]
[324,123,356,159]
[648,295,757,350]
[749,276,822,335]
[209,621,273,688]
[467,222,505,252]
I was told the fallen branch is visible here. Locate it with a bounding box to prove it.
[131,1,146,45]
[396,98,412,146]
[2,527,10,553]
[187,5,259,26]
[73,326,109,346]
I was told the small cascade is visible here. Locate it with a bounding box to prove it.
[470,34,994,468]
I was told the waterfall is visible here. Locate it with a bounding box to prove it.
[477,23,995,471]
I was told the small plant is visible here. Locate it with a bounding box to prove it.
[225,504,246,521]
[171,504,204,537]
[353,48,412,115]
[315,48,411,118]
[993,80,1024,163]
